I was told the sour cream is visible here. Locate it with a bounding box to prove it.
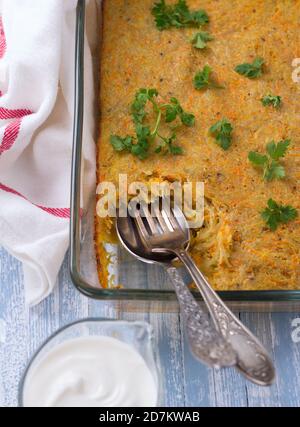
[23,336,158,407]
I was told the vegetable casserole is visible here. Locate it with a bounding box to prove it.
[95,0,300,290]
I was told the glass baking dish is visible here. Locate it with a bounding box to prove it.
[70,0,300,312]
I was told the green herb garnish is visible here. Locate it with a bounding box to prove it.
[261,199,298,231]
[194,65,223,90]
[152,0,209,31]
[261,94,281,109]
[191,31,213,49]
[110,88,195,158]
[235,57,264,79]
[110,135,133,152]
[155,133,183,155]
[209,118,233,150]
[165,97,195,126]
[248,139,290,181]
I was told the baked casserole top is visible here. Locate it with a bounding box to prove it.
[96,0,300,290]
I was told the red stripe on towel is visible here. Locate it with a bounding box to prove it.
[0,16,33,155]
[0,108,33,155]
[0,17,6,59]
[0,17,76,220]
[0,107,33,120]
[0,119,21,155]
[0,182,71,219]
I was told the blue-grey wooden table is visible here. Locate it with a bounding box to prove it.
[1,245,300,407]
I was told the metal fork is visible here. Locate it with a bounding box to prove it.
[133,200,275,385]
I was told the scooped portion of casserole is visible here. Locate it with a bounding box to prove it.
[96,0,300,290]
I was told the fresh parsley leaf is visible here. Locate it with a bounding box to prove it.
[110,88,194,159]
[261,94,281,108]
[194,65,223,90]
[156,133,183,155]
[110,135,133,152]
[131,88,158,124]
[264,161,285,181]
[152,0,209,31]
[248,139,290,181]
[235,57,264,79]
[131,143,149,160]
[216,134,231,150]
[209,118,233,150]
[133,124,150,159]
[180,111,195,127]
[209,119,232,135]
[191,31,213,49]
[266,139,290,160]
[248,151,268,166]
[135,124,151,142]
[165,97,195,126]
[188,10,210,27]
[110,134,149,160]
[167,133,183,155]
[194,65,211,89]
[261,199,298,231]
[169,144,183,155]
[148,88,159,98]
[165,105,178,122]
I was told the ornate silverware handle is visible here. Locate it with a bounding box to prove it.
[166,265,237,369]
[175,250,275,386]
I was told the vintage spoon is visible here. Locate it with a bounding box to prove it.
[116,207,237,369]
[116,200,275,385]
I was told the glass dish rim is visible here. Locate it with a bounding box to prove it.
[18,317,156,407]
[69,0,300,304]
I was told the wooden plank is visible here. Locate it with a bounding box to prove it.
[90,257,185,406]
[267,312,300,407]
[240,312,280,406]
[88,299,119,320]
[0,250,89,407]
[27,285,59,356]
[181,332,216,407]
[58,253,89,325]
[0,248,27,407]
[181,313,248,407]
[212,366,248,407]
[147,264,185,407]
[150,312,185,407]
[2,245,300,407]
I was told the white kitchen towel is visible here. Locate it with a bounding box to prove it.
[0,0,96,305]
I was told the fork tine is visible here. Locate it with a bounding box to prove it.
[160,197,175,231]
[153,202,170,233]
[165,206,179,229]
[141,203,157,234]
[169,205,186,235]
[131,200,189,251]
[134,210,150,241]
[163,206,180,230]
[161,208,174,232]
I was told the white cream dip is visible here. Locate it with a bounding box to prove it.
[23,336,158,407]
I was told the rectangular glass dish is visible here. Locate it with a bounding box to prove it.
[70,0,300,312]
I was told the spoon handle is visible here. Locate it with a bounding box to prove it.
[165,265,236,368]
[175,250,275,385]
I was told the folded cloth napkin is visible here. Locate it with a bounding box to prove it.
[0,0,96,305]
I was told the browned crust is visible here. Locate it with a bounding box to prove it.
[94,0,106,288]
